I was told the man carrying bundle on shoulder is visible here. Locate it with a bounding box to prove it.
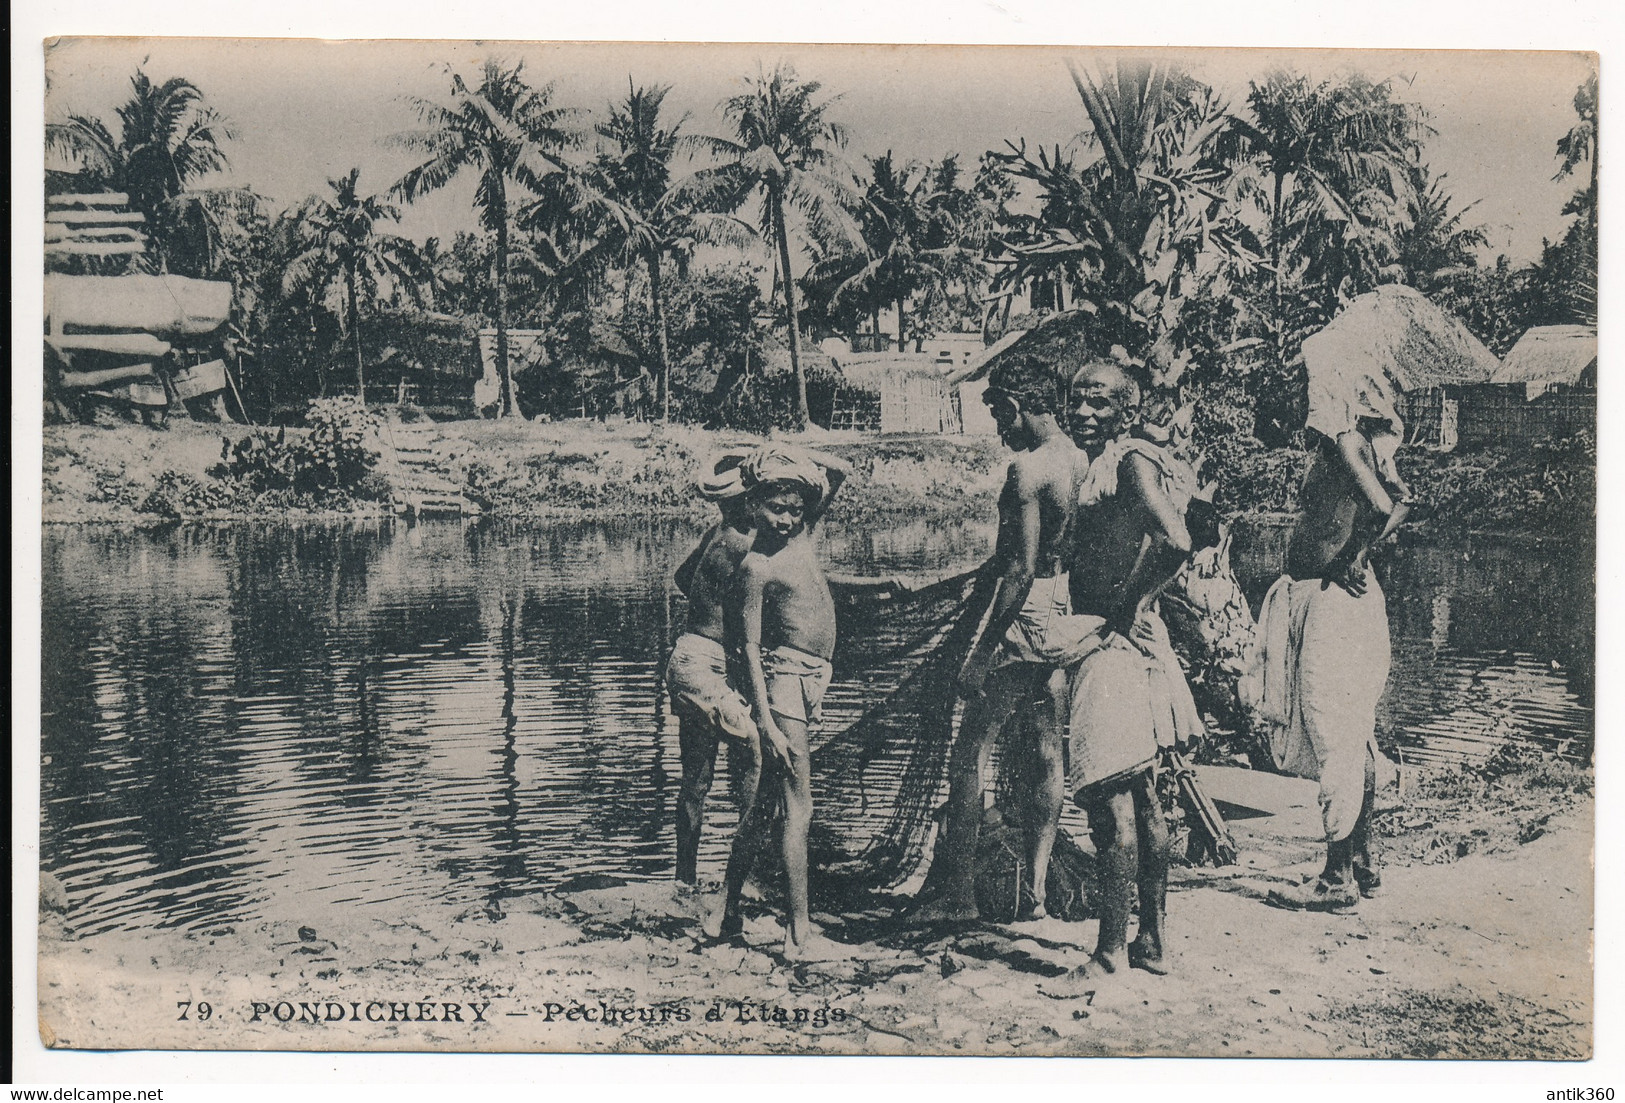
[1250,388,1409,914]
[1061,352,1205,980]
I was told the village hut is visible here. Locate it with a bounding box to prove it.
[1301,284,1502,450]
[1491,325,1598,398]
[829,352,963,434]
[370,309,481,410]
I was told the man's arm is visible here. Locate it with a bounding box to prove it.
[672,524,720,596]
[958,461,1041,695]
[734,556,791,763]
[1325,431,1410,595]
[1110,453,1193,637]
[802,449,854,528]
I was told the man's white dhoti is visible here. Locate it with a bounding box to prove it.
[1066,610,1204,799]
[1251,575,1391,843]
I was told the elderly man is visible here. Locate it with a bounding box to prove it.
[1061,354,1203,978]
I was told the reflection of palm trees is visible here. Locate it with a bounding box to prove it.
[493,593,526,887]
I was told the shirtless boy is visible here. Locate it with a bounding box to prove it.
[910,355,1090,924]
[1256,416,1409,912]
[668,452,760,885]
[1063,357,1203,978]
[712,446,848,960]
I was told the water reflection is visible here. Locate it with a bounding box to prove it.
[41,516,1589,934]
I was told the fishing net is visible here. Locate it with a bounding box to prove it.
[806,567,994,895]
[697,525,1261,905]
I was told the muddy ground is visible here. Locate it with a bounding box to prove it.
[36,765,1591,1059]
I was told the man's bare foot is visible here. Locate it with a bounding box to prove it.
[781,931,847,963]
[1015,888,1047,922]
[1042,954,1118,996]
[702,910,744,942]
[1127,937,1169,976]
[904,894,980,926]
[1268,878,1358,913]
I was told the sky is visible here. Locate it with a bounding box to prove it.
[41,38,1595,265]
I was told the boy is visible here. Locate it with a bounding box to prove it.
[668,451,760,885]
[910,355,1091,924]
[1063,355,1203,978]
[711,445,847,960]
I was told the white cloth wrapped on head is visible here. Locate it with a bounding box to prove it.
[697,449,753,501]
[742,445,829,507]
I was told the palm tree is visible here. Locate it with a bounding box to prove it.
[46,69,235,272]
[283,169,430,403]
[1555,72,1598,230]
[697,63,859,428]
[588,81,705,421]
[1395,164,1487,290]
[391,60,576,417]
[987,60,1259,393]
[1224,70,1426,327]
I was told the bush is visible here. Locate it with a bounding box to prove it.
[215,395,385,499]
[139,471,239,519]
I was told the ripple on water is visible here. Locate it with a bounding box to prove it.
[40,518,1589,933]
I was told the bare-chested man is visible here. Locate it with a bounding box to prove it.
[910,355,1091,924]
[1063,357,1204,978]
[709,445,848,960]
[668,452,760,885]
[1255,415,1409,912]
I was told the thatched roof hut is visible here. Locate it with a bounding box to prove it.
[1491,325,1598,390]
[833,353,962,434]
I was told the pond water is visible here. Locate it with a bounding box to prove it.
[40,516,1592,935]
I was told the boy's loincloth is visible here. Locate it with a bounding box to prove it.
[1247,574,1392,842]
[995,572,1109,668]
[666,632,757,742]
[1066,609,1204,802]
[760,644,834,728]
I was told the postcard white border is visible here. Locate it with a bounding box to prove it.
[12,0,1621,1095]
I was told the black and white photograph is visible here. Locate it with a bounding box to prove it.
[24,34,1599,1065]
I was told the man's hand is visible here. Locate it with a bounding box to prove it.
[760,720,793,765]
[1322,555,1370,597]
[957,645,997,698]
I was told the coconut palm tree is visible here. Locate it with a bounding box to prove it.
[283,168,431,403]
[696,63,859,428]
[391,60,577,417]
[585,80,712,421]
[1223,70,1427,325]
[46,69,236,273]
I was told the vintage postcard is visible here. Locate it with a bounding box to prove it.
[31,37,1595,1059]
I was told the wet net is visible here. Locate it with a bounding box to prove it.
[807,566,995,895]
[795,530,1260,901]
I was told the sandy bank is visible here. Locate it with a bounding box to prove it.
[37,767,1591,1058]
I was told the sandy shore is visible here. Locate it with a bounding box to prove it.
[37,767,1591,1059]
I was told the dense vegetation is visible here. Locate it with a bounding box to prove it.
[46,57,1596,457]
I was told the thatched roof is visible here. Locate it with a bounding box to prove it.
[46,273,232,340]
[477,330,553,377]
[946,309,1100,385]
[1303,284,1501,391]
[839,353,951,390]
[1491,325,1597,386]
